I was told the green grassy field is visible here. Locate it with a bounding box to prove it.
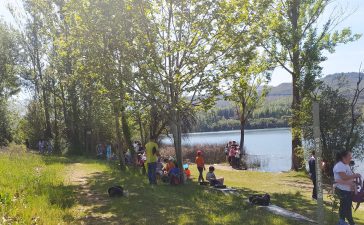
[0,148,363,225]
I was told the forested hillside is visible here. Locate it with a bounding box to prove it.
[193,97,291,132]
[193,72,362,132]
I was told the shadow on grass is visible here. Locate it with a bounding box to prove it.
[41,155,112,166]
[66,162,319,225]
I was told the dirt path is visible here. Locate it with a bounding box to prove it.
[65,163,120,225]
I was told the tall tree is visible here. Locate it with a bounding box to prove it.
[131,0,223,173]
[0,20,20,146]
[261,0,361,170]
[219,0,272,156]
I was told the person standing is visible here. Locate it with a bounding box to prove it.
[106,144,112,161]
[145,138,159,185]
[308,151,317,200]
[333,150,361,225]
[195,150,205,182]
[25,139,30,150]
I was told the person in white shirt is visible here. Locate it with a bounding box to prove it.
[333,150,361,225]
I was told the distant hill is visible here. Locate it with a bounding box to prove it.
[215,72,362,108]
[268,72,362,98]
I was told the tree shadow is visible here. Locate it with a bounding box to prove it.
[69,165,323,225]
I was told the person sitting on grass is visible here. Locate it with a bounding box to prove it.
[183,164,191,180]
[169,166,181,185]
[156,158,164,180]
[206,166,224,186]
[164,157,175,173]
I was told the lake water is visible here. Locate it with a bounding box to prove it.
[161,128,364,174]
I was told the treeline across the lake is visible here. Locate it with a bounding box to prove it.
[193,98,291,132]
[0,0,363,172]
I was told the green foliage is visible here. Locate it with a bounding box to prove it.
[0,21,20,147]
[302,83,364,173]
[260,0,361,170]
[0,21,20,99]
[0,100,13,146]
[193,98,291,132]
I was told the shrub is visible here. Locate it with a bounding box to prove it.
[159,144,226,164]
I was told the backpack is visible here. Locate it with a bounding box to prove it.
[108,186,123,197]
[249,194,270,206]
[352,177,364,211]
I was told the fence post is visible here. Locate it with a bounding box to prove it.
[312,101,324,224]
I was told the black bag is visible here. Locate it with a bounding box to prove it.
[249,194,270,206]
[108,186,123,197]
[199,181,210,186]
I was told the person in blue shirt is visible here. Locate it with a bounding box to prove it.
[169,166,180,185]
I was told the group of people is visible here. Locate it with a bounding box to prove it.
[96,143,115,160]
[142,138,187,185]
[224,141,241,169]
[309,150,362,225]
[38,139,52,154]
[142,138,224,187]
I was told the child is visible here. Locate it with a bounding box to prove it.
[183,164,191,179]
[195,150,205,182]
[164,157,175,173]
[206,166,224,186]
[169,166,180,185]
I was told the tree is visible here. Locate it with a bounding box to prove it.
[261,0,361,170]
[224,57,271,156]
[302,72,364,175]
[0,20,20,146]
[130,0,223,173]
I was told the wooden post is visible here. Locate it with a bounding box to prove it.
[312,101,324,224]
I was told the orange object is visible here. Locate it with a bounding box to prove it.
[165,161,175,172]
[185,169,191,178]
[195,156,205,168]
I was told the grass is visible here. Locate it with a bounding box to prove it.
[1,147,363,225]
[0,146,74,225]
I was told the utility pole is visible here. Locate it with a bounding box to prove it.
[312,101,324,224]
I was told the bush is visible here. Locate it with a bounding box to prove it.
[0,100,13,146]
[159,144,226,164]
[302,83,364,175]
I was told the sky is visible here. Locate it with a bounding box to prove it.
[0,0,364,88]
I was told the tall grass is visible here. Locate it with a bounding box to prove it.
[0,146,74,225]
[159,144,226,163]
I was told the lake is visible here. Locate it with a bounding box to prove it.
[161,128,364,174]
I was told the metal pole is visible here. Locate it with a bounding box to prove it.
[312,101,324,224]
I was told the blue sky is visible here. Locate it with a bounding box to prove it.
[1,0,363,87]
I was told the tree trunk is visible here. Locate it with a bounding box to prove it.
[172,109,184,183]
[291,74,303,170]
[121,107,135,163]
[52,80,61,154]
[114,106,126,170]
[136,112,145,145]
[42,89,52,140]
[290,0,303,171]
[240,120,245,154]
